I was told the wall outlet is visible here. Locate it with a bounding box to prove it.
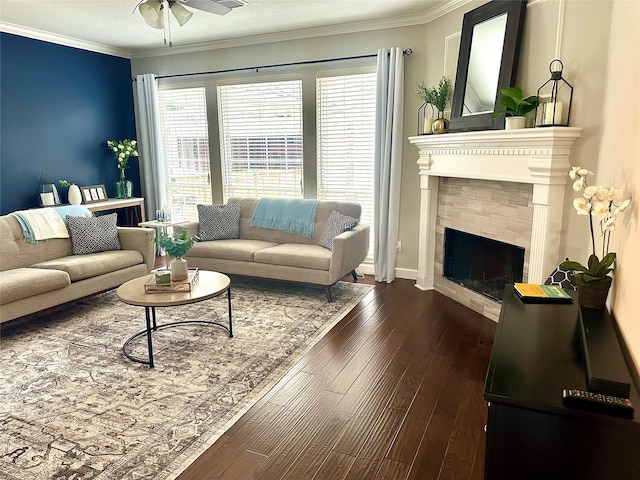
[397,241,402,252]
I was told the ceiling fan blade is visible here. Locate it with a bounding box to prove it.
[177,0,232,16]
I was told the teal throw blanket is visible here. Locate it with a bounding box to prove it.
[11,205,93,243]
[250,198,319,238]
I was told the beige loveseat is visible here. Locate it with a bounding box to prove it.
[0,214,155,324]
[175,197,370,300]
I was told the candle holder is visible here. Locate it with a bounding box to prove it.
[535,59,573,127]
[417,102,435,135]
[38,168,62,207]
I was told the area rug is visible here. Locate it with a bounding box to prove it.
[0,277,373,480]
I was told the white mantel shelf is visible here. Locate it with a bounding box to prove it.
[410,127,582,297]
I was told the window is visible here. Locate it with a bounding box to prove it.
[217,80,303,200]
[158,87,212,221]
[317,71,376,258]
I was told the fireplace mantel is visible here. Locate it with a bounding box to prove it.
[410,127,582,296]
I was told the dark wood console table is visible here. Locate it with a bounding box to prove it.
[484,285,640,479]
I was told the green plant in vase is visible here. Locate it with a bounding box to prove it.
[154,231,198,281]
[560,166,631,308]
[107,138,138,199]
[416,76,451,134]
[493,87,538,129]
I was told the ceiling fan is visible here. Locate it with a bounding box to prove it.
[136,0,232,29]
[135,0,234,46]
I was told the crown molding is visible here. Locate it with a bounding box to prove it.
[131,0,475,58]
[1,0,474,60]
[0,22,132,59]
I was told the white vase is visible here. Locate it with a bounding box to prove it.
[170,257,189,281]
[68,184,82,205]
[505,116,527,130]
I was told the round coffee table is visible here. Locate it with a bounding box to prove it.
[117,270,232,368]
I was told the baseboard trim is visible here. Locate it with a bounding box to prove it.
[356,263,417,281]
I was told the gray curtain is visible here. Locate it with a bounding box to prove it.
[135,73,166,220]
[373,47,404,283]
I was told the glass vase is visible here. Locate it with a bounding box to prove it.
[115,170,133,199]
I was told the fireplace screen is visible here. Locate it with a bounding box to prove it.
[443,228,524,301]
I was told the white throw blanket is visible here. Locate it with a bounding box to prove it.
[11,208,70,243]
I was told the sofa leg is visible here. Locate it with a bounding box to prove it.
[325,287,332,302]
[351,270,358,282]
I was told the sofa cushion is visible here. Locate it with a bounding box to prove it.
[319,210,359,250]
[188,239,277,262]
[30,250,144,282]
[197,204,241,241]
[0,268,70,305]
[254,244,332,271]
[67,213,121,255]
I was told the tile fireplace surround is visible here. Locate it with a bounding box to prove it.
[410,127,582,321]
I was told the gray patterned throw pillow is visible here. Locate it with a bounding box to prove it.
[66,213,121,255]
[319,210,359,250]
[197,203,241,241]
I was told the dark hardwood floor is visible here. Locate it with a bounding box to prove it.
[173,269,497,480]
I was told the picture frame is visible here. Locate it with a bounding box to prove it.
[81,184,108,204]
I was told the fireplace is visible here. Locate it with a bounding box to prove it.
[443,228,524,301]
[410,127,582,321]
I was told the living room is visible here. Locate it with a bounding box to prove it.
[1,0,639,478]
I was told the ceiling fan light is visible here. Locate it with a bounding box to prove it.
[169,2,193,26]
[139,0,164,29]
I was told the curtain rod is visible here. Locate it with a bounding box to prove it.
[152,48,412,80]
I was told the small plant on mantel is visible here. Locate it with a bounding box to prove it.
[416,76,452,118]
[493,87,538,118]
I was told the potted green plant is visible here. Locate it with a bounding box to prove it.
[560,166,631,308]
[154,231,198,281]
[493,87,538,129]
[416,76,452,134]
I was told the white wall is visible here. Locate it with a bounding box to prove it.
[597,0,640,374]
[131,0,640,369]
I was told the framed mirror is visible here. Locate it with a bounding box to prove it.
[449,0,527,132]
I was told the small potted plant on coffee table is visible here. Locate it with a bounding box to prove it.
[154,231,198,281]
[493,86,538,129]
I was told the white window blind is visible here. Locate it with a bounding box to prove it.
[217,80,303,200]
[158,87,212,221]
[317,72,376,259]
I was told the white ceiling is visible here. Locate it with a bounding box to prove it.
[0,0,464,57]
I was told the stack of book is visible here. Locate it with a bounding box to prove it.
[144,268,199,293]
[513,283,572,303]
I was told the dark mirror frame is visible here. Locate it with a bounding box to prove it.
[449,0,527,133]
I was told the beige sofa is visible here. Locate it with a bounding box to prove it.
[175,197,370,300]
[0,214,155,324]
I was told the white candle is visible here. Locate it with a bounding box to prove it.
[40,192,55,206]
[423,117,434,135]
[544,101,563,125]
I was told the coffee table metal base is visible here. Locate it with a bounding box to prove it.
[123,288,232,368]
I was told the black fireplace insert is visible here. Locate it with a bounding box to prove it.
[443,228,524,301]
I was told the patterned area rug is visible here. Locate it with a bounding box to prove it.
[0,277,373,480]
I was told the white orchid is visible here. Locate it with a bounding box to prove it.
[562,165,632,285]
[569,166,593,180]
[591,201,609,217]
[573,197,591,215]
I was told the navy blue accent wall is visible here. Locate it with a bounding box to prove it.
[0,33,139,215]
